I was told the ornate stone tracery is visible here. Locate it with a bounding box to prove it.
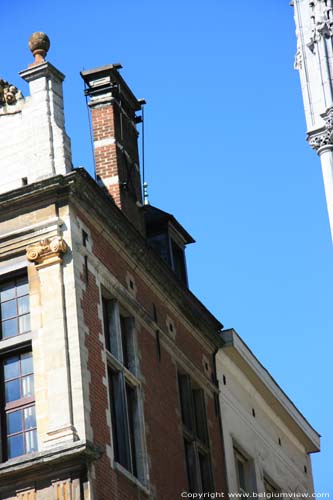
[0,78,23,106]
[300,0,333,53]
[308,108,333,150]
[26,237,67,268]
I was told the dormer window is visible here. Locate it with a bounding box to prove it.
[170,237,187,284]
[144,205,194,287]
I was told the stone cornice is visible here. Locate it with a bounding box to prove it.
[26,236,67,268]
[0,440,101,489]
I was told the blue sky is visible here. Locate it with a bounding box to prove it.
[2,0,332,492]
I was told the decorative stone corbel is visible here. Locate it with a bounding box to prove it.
[26,237,67,269]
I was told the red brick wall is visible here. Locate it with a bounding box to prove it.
[78,208,228,498]
[91,103,144,233]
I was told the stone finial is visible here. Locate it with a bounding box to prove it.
[28,32,50,65]
[26,237,67,268]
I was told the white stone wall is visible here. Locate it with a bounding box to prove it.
[294,0,333,132]
[0,62,72,194]
[217,350,315,494]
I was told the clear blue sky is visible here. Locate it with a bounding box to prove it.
[2,0,332,492]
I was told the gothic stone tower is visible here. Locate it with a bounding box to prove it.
[293,0,333,241]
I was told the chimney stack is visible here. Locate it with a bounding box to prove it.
[81,65,145,233]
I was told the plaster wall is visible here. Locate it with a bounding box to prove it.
[216,350,314,494]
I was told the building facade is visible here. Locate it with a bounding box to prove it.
[0,34,228,499]
[0,32,320,499]
[216,330,319,494]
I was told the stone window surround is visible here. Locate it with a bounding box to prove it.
[101,292,149,489]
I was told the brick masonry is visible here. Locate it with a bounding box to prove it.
[76,206,228,499]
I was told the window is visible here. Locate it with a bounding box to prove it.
[264,476,280,494]
[234,448,257,495]
[178,374,214,493]
[0,275,30,339]
[234,449,248,494]
[1,351,37,460]
[170,239,188,285]
[103,298,146,483]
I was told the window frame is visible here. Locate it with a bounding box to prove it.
[102,296,147,485]
[233,446,257,495]
[263,475,280,494]
[234,448,249,494]
[178,373,214,493]
[0,273,31,341]
[0,349,37,461]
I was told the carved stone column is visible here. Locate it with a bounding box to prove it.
[26,237,77,448]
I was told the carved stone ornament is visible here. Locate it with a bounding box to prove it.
[308,108,333,150]
[0,78,23,106]
[305,1,333,52]
[26,237,67,268]
[29,32,50,66]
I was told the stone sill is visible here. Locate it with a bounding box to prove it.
[114,462,150,496]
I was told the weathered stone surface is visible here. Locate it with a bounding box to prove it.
[28,32,50,65]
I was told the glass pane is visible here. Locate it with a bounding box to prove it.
[8,434,24,458]
[0,281,15,301]
[19,314,30,334]
[184,440,197,492]
[178,374,195,431]
[22,375,34,398]
[126,383,138,477]
[4,356,20,380]
[1,299,17,320]
[193,389,208,444]
[237,459,246,491]
[5,379,20,403]
[7,410,23,435]
[120,316,129,368]
[18,296,29,315]
[16,278,29,297]
[25,429,38,454]
[21,353,33,375]
[2,318,18,338]
[199,451,213,493]
[23,406,36,430]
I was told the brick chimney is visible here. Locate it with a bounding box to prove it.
[81,65,145,233]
